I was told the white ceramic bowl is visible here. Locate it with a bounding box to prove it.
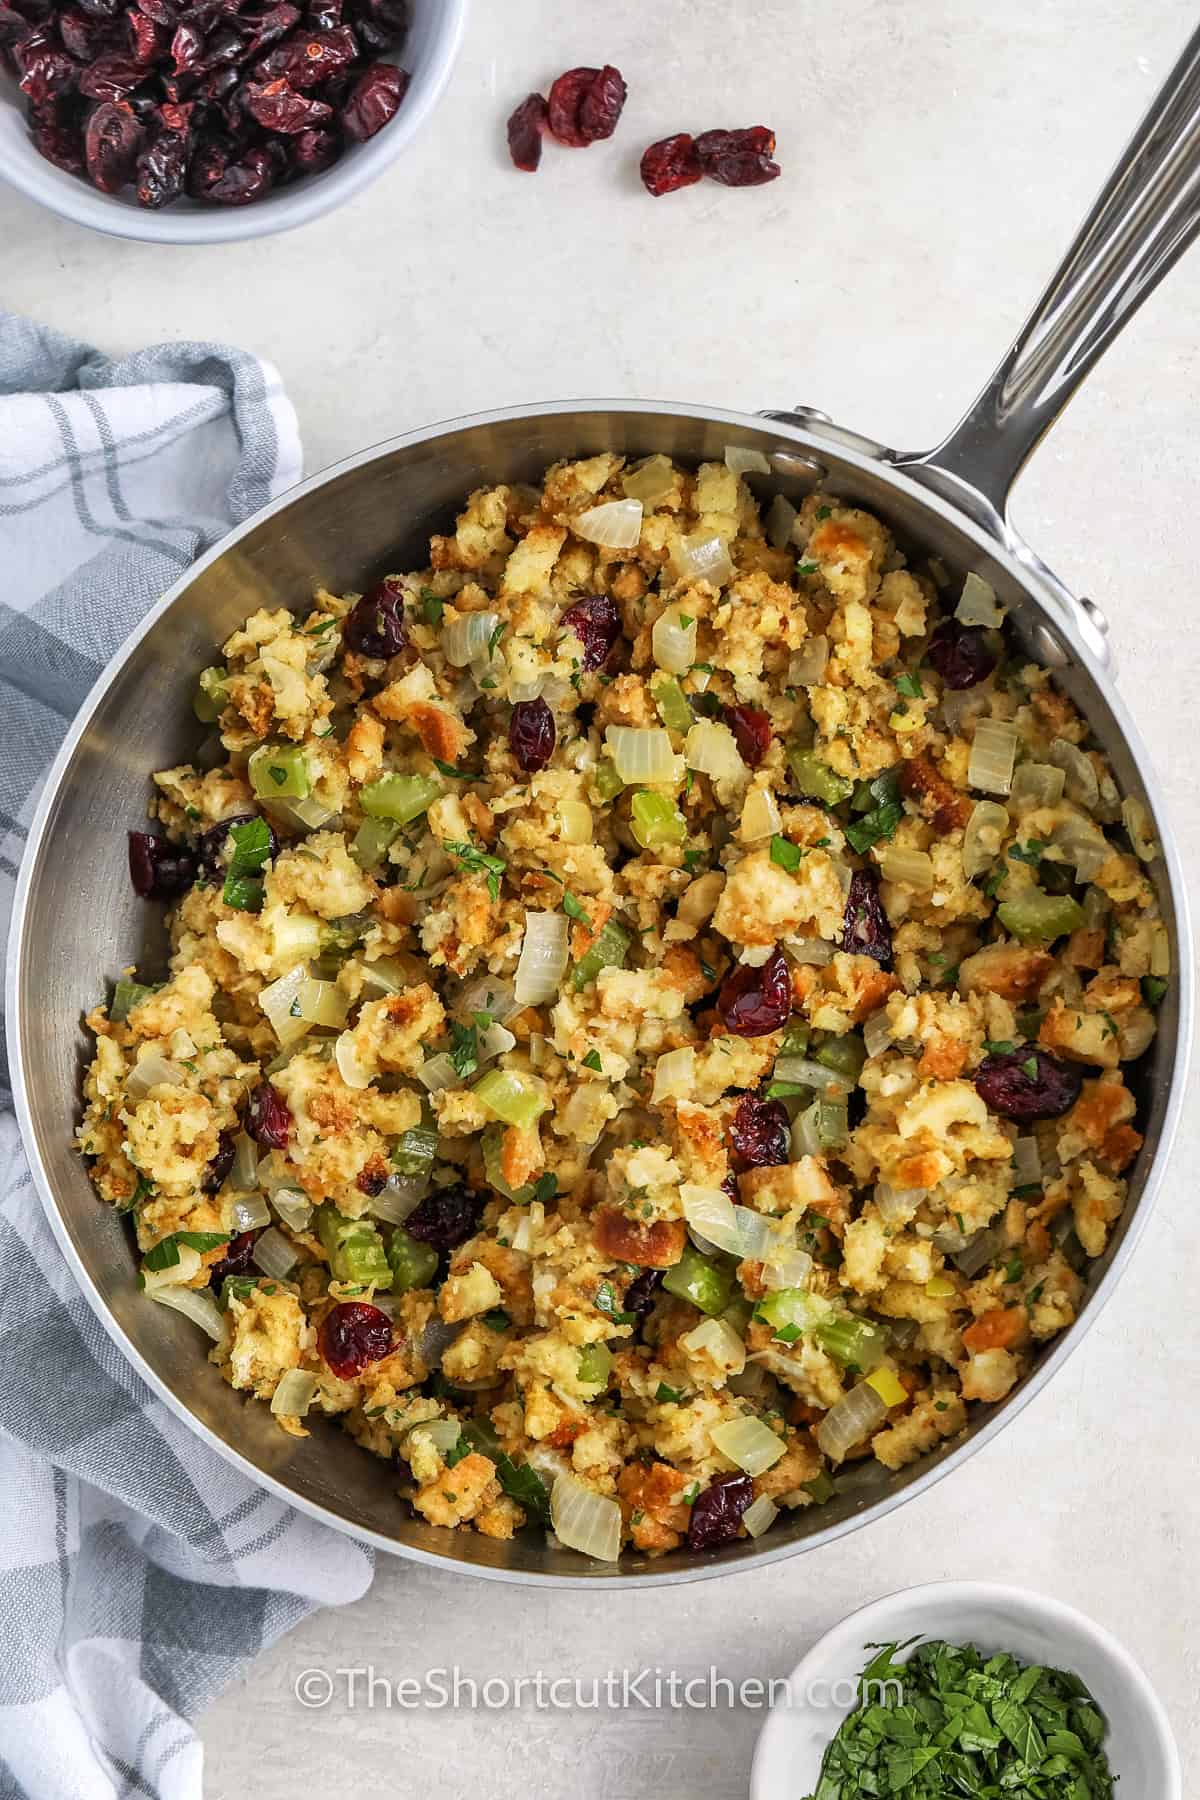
[751,1581,1181,1799]
[0,0,467,243]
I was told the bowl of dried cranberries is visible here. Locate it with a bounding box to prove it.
[0,0,467,241]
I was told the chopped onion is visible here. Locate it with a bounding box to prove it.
[862,1010,895,1060]
[232,1192,271,1232]
[680,1185,775,1261]
[772,1055,849,1095]
[271,1368,318,1417]
[1122,795,1158,862]
[1051,816,1109,883]
[406,1417,464,1458]
[673,531,734,587]
[873,1181,924,1226]
[622,454,676,508]
[952,1224,1006,1277]
[877,845,934,890]
[251,1226,299,1280]
[335,1031,373,1090]
[169,1028,197,1061]
[679,1315,746,1375]
[514,910,570,1005]
[741,785,783,841]
[760,1246,814,1291]
[149,1283,227,1342]
[685,719,746,782]
[142,1244,203,1291]
[742,1494,779,1538]
[358,957,408,996]
[572,499,643,550]
[604,726,684,787]
[418,1053,460,1092]
[550,1472,622,1561]
[955,571,1004,628]
[370,1175,428,1225]
[766,494,797,549]
[711,1414,787,1476]
[789,635,829,686]
[271,1189,312,1233]
[268,794,337,834]
[961,799,1009,879]
[785,936,835,967]
[652,1046,695,1103]
[296,976,349,1030]
[558,800,594,844]
[815,1379,888,1462]
[652,606,699,674]
[968,719,1019,796]
[510,1200,545,1255]
[941,682,991,737]
[724,443,772,476]
[1012,1137,1041,1185]
[229,1131,259,1190]
[259,964,311,1047]
[1048,738,1099,809]
[454,976,521,1024]
[477,1021,517,1061]
[125,1051,186,1101]
[419,1318,463,1368]
[443,610,500,669]
[1010,761,1065,811]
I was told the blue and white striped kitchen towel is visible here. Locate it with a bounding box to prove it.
[0,313,373,1800]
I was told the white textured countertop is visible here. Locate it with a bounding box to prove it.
[5,2,1199,1794]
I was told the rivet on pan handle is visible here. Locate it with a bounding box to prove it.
[891,22,1200,670]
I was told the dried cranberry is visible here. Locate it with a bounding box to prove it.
[125,7,166,60]
[79,49,145,94]
[623,1266,663,1320]
[306,0,341,26]
[404,1183,483,1251]
[31,115,86,171]
[186,132,232,195]
[344,575,407,658]
[340,58,407,140]
[730,1094,790,1168]
[695,125,776,166]
[687,1471,754,1551]
[17,41,79,102]
[718,946,791,1038]
[288,124,340,175]
[545,64,597,147]
[136,0,178,23]
[725,702,771,768]
[640,132,703,197]
[509,697,556,773]
[506,89,546,172]
[207,144,275,202]
[169,16,201,67]
[926,618,997,690]
[197,811,277,880]
[241,0,299,55]
[257,21,353,85]
[77,0,122,18]
[128,830,196,900]
[578,63,626,142]
[318,1300,393,1378]
[243,75,330,130]
[843,868,893,969]
[201,1129,237,1194]
[55,6,113,55]
[559,592,621,671]
[0,0,32,46]
[974,1047,1082,1122]
[245,1080,292,1149]
[207,1228,259,1284]
[135,127,187,202]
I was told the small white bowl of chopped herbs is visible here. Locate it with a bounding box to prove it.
[751,1581,1180,1800]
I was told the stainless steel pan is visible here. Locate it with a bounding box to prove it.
[9,29,1199,1587]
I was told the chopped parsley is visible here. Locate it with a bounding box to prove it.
[444,839,506,903]
[844,766,903,854]
[594,1280,638,1327]
[894,671,924,699]
[481,1309,510,1333]
[487,619,506,658]
[420,589,444,628]
[531,1172,558,1205]
[797,560,819,576]
[448,1019,479,1080]
[1008,838,1047,866]
[1021,1056,1040,1079]
[143,1230,230,1273]
[655,1383,684,1403]
[769,833,803,873]
[582,1050,604,1074]
[562,890,591,927]
[983,1040,1015,1056]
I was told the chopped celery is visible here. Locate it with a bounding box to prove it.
[662,1244,733,1316]
[801,1471,836,1504]
[474,1067,548,1131]
[787,747,853,807]
[577,1343,613,1387]
[652,678,694,734]
[572,917,633,990]
[814,1315,889,1372]
[779,1022,811,1057]
[359,772,442,824]
[351,816,401,872]
[592,758,625,803]
[795,1095,849,1154]
[630,790,688,850]
[249,743,310,801]
[193,665,229,723]
[315,1205,391,1287]
[997,890,1086,944]
[1142,975,1168,1007]
[323,913,370,951]
[110,977,155,1022]
[386,1226,439,1293]
[481,1122,535,1202]
[813,1034,867,1082]
[392,1118,440,1177]
[754,1286,826,1340]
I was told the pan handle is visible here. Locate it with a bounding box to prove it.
[896,23,1200,533]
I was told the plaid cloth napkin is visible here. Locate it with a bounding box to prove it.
[0,314,374,1800]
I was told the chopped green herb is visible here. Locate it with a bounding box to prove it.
[1141,975,1168,1006]
[894,672,924,699]
[797,560,818,575]
[562,891,591,927]
[582,1050,604,1074]
[143,1229,230,1272]
[420,589,444,628]
[1008,838,1047,866]
[983,1040,1015,1056]
[1021,1056,1040,1078]
[655,1383,684,1403]
[444,839,507,903]
[815,505,832,521]
[481,1309,510,1333]
[487,619,506,658]
[531,1172,558,1205]
[770,833,803,873]
[594,1280,638,1326]
[433,758,469,779]
[448,1019,479,1080]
